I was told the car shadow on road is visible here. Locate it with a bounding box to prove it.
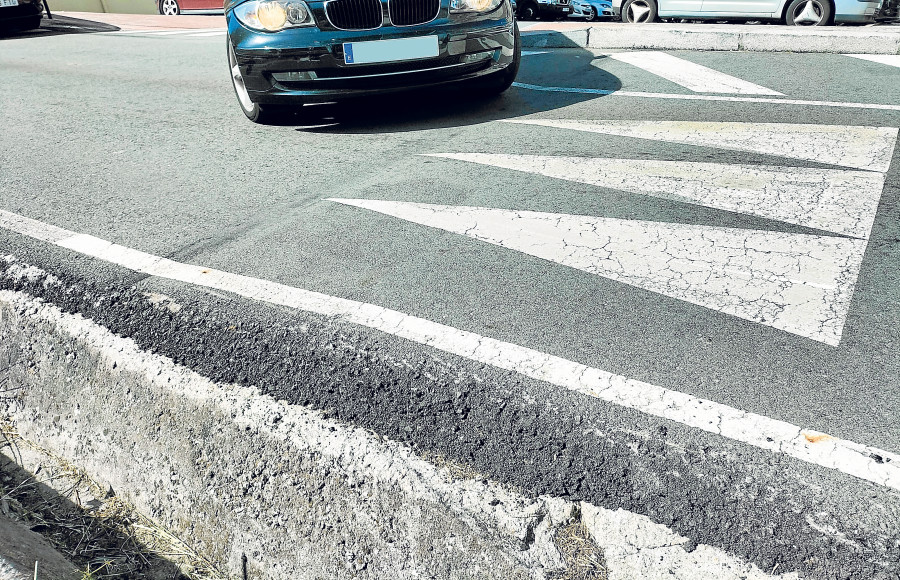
[291,49,621,134]
[0,15,118,40]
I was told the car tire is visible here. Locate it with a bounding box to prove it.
[22,15,42,30]
[621,0,657,22]
[159,0,181,16]
[228,41,294,124]
[784,0,831,25]
[474,23,521,97]
[518,2,538,19]
[586,5,598,20]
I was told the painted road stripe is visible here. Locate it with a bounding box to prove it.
[845,54,900,69]
[511,82,900,113]
[504,119,899,173]
[424,154,885,239]
[0,208,898,492]
[186,31,227,37]
[522,50,551,56]
[147,28,226,35]
[330,199,864,346]
[606,52,783,95]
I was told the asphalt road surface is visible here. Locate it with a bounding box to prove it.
[2,22,900,579]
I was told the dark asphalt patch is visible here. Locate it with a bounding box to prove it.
[1,256,898,579]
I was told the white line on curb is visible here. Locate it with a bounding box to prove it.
[512,82,900,112]
[606,52,783,95]
[845,54,900,69]
[1,209,899,492]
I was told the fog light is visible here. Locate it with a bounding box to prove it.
[272,71,319,81]
[258,1,288,30]
[462,51,492,63]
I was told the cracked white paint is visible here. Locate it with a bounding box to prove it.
[605,52,784,95]
[845,54,900,69]
[329,199,865,346]
[504,120,899,173]
[424,154,885,239]
[1,209,898,493]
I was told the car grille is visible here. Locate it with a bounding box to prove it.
[325,0,383,30]
[389,0,440,25]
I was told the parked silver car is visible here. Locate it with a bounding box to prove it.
[612,0,882,24]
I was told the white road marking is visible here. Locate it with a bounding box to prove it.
[425,154,885,239]
[522,50,551,56]
[329,199,864,346]
[511,82,900,113]
[1,208,897,492]
[186,31,226,37]
[504,119,899,173]
[845,54,900,69]
[102,28,226,36]
[605,52,783,95]
[146,28,226,35]
[103,28,172,34]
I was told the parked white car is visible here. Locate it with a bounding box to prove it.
[612,0,883,24]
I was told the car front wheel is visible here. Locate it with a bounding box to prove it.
[228,41,292,124]
[159,0,180,15]
[621,0,657,22]
[585,5,598,20]
[474,24,521,97]
[784,0,831,25]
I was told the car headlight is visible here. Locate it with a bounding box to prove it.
[450,0,503,12]
[233,0,315,31]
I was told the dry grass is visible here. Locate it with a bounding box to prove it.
[551,514,609,580]
[0,422,226,580]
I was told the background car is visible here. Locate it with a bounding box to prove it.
[613,0,883,24]
[516,0,570,20]
[569,0,612,19]
[159,0,224,15]
[0,0,45,31]
[226,0,521,123]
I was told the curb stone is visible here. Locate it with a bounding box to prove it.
[0,276,793,579]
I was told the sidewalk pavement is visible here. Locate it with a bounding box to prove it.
[52,11,900,54]
[520,21,900,53]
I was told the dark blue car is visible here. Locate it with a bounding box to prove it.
[225,0,520,123]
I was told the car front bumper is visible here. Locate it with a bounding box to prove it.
[228,4,517,103]
[0,0,43,28]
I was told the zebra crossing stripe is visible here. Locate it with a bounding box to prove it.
[845,54,900,69]
[605,52,783,95]
[504,120,899,173]
[423,154,885,239]
[328,199,866,346]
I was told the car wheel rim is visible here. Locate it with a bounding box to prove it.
[162,0,178,15]
[228,44,255,113]
[627,0,652,21]
[792,0,823,24]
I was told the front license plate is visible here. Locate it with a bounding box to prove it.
[343,36,439,65]
[0,0,20,7]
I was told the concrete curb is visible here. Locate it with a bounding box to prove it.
[0,279,792,580]
[521,23,900,54]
